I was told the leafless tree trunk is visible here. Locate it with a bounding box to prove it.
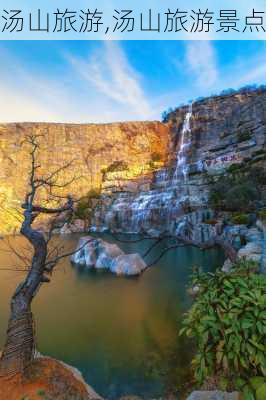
[0,215,49,375]
[0,134,76,377]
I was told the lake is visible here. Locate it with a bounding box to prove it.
[0,234,225,399]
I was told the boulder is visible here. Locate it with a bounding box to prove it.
[71,236,98,268]
[222,258,233,273]
[61,219,86,234]
[186,391,239,400]
[95,242,124,269]
[238,242,263,262]
[245,227,263,242]
[146,228,161,238]
[71,236,147,276]
[110,253,147,276]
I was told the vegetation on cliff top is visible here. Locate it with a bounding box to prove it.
[74,188,101,221]
[162,84,266,122]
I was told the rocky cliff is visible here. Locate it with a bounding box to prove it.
[0,88,265,238]
[0,121,169,233]
[92,89,266,237]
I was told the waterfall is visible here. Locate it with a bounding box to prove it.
[173,102,193,182]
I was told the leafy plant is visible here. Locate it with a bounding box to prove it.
[231,258,259,273]
[210,181,259,212]
[36,389,49,399]
[105,160,128,173]
[258,210,266,221]
[231,213,250,225]
[254,149,266,157]
[180,266,266,395]
[209,174,261,212]
[74,188,101,220]
[87,188,101,199]
[237,131,252,143]
[227,163,244,174]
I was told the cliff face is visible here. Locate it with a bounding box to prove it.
[168,89,266,167]
[0,121,169,233]
[0,89,265,236]
[92,89,266,236]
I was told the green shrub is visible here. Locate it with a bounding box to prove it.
[74,189,101,220]
[209,176,260,212]
[36,389,47,398]
[231,213,250,225]
[256,383,266,400]
[237,131,252,143]
[227,163,244,174]
[75,200,90,220]
[87,188,101,199]
[249,167,266,186]
[105,160,128,173]
[250,154,266,165]
[232,258,259,273]
[225,183,259,211]
[258,210,266,221]
[254,149,266,157]
[180,267,266,393]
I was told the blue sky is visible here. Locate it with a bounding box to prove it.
[0,40,265,123]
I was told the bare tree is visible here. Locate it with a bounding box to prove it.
[0,134,85,377]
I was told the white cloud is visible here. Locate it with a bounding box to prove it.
[182,41,266,100]
[0,47,81,123]
[185,41,218,89]
[0,41,265,125]
[0,43,155,123]
[67,42,154,120]
[227,55,266,88]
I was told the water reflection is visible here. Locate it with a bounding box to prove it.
[0,234,224,399]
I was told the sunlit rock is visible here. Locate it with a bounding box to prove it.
[60,219,86,234]
[110,253,147,276]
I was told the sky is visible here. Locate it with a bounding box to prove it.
[0,40,265,123]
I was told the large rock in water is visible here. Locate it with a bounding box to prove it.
[71,236,147,276]
[110,253,147,276]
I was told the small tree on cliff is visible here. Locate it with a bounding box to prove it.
[0,134,85,377]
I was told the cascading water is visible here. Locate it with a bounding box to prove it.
[92,101,202,235]
[173,102,193,182]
